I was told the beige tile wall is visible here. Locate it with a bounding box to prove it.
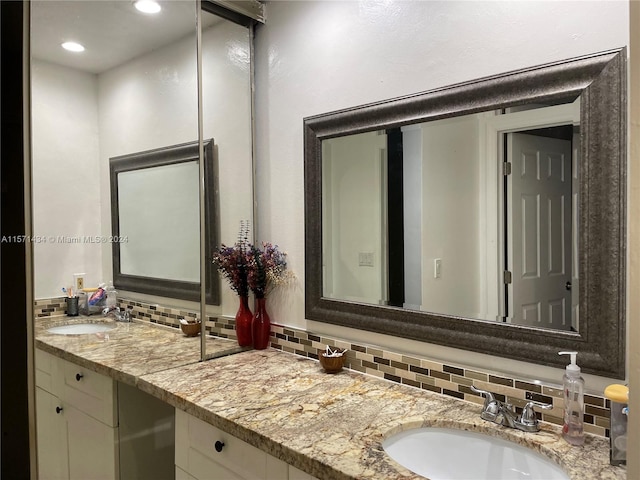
[36,296,612,438]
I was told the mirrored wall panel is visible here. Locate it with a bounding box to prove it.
[31,1,255,316]
[200,6,254,320]
[31,0,200,301]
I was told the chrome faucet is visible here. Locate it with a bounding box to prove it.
[102,306,131,322]
[470,385,552,433]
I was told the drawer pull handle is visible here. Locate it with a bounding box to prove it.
[214,441,225,452]
[55,406,63,414]
[75,373,83,381]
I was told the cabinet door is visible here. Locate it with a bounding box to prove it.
[175,466,198,480]
[36,387,69,480]
[65,405,119,480]
[289,465,319,480]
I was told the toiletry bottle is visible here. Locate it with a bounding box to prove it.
[604,383,629,465]
[106,281,117,309]
[88,283,106,306]
[559,351,585,445]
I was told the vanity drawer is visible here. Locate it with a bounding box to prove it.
[176,409,285,480]
[61,359,117,427]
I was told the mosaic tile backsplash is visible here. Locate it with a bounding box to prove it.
[35,296,611,438]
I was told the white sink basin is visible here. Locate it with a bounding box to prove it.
[47,323,116,335]
[382,427,569,480]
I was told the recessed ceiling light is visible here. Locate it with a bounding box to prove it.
[61,42,85,53]
[134,0,161,14]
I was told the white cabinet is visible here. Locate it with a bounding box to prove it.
[36,349,323,480]
[35,349,119,480]
[35,387,68,479]
[175,409,319,480]
[288,466,317,480]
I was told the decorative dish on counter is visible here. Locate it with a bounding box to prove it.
[318,346,347,373]
[179,318,201,337]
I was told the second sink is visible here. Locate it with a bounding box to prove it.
[382,427,569,480]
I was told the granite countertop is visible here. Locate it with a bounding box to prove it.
[36,318,625,480]
[35,315,243,386]
[136,349,626,480]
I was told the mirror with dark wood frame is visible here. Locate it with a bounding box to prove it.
[304,48,626,378]
[110,139,220,304]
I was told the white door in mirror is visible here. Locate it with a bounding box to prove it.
[382,427,569,480]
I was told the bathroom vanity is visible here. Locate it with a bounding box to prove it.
[35,317,624,480]
[35,349,118,479]
[35,317,315,480]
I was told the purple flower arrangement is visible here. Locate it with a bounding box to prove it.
[211,221,251,297]
[212,222,291,299]
[247,242,289,299]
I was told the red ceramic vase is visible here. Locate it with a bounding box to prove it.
[235,295,253,347]
[252,298,271,350]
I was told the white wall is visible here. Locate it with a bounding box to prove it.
[421,116,481,318]
[31,60,102,298]
[323,131,385,303]
[254,0,629,385]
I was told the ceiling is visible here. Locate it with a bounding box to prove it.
[31,1,217,74]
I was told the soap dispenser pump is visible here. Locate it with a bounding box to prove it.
[559,351,585,445]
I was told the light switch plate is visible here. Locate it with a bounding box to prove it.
[358,252,374,267]
[434,259,442,278]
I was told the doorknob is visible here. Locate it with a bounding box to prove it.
[566,281,572,291]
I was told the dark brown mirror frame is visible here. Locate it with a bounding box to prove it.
[110,139,220,305]
[304,48,626,378]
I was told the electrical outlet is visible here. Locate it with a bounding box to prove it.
[73,273,85,291]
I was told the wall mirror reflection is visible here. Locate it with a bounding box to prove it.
[110,139,220,304]
[322,99,580,331]
[306,49,626,378]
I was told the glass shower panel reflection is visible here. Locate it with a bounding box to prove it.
[201,9,254,360]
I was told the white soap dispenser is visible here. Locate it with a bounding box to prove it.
[559,351,585,445]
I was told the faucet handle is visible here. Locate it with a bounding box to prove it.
[471,385,496,404]
[520,401,553,426]
[471,386,502,422]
